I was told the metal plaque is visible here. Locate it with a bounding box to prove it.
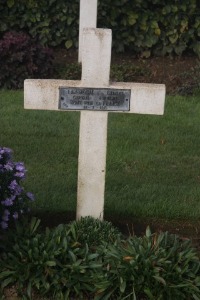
[59,87,130,111]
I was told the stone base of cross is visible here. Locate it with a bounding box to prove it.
[24,28,165,220]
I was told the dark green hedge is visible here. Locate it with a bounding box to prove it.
[0,0,200,56]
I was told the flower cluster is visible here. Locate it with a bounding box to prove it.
[0,147,34,229]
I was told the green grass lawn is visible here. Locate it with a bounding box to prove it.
[1,89,200,221]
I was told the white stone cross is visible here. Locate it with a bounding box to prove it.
[24,28,165,220]
[78,0,98,62]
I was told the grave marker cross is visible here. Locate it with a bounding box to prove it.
[24,28,165,220]
[78,0,98,62]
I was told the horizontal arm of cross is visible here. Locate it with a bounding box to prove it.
[24,79,165,115]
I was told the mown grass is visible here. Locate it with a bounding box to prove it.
[0,89,200,221]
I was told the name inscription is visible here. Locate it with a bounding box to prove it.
[59,87,131,111]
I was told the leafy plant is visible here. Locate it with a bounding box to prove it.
[0,0,80,48]
[96,227,200,299]
[0,31,54,89]
[68,216,121,248]
[0,219,103,299]
[0,147,34,230]
[0,1,200,56]
[1,217,41,254]
[99,0,200,56]
[1,221,200,299]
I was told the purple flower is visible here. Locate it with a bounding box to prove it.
[15,172,25,179]
[4,199,13,206]
[0,221,8,229]
[26,192,34,201]
[8,180,23,196]
[14,185,23,196]
[0,147,12,155]
[9,180,18,190]
[0,147,33,230]
[4,161,14,171]
[14,162,26,180]
[0,147,12,163]
[2,196,15,206]
[15,162,25,172]
[13,212,18,220]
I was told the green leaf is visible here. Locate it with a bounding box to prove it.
[67,17,74,25]
[153,275,166,286]
[62,237,68,250]
[89,263,102,269]
[7,0,14,8]
[146,226,151,238]
[128,13,138,26]
[69,250,76,262]
[141,50,151,58]
[30,217,41,234]
[27,282,32,299]
[151,21,159,29]
[1,277,14,289]
[46,261,56,267]
[193,294,200,300]
[120,277,126,293]
[95,288,116,300]
[65,40,73,49]
[144,288,154,300]
[88,253,99,260]
[169,33,179,44]
[0,270,15,279]
[155,28,161,36]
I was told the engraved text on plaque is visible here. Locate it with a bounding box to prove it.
[59,87,131,111]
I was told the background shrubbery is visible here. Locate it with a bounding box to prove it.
[0,31,53,89]
[0,0,200,56]
[1,0,200,88]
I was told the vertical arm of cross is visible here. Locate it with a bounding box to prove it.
[78,0,98,63]
[76,29,112,220]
